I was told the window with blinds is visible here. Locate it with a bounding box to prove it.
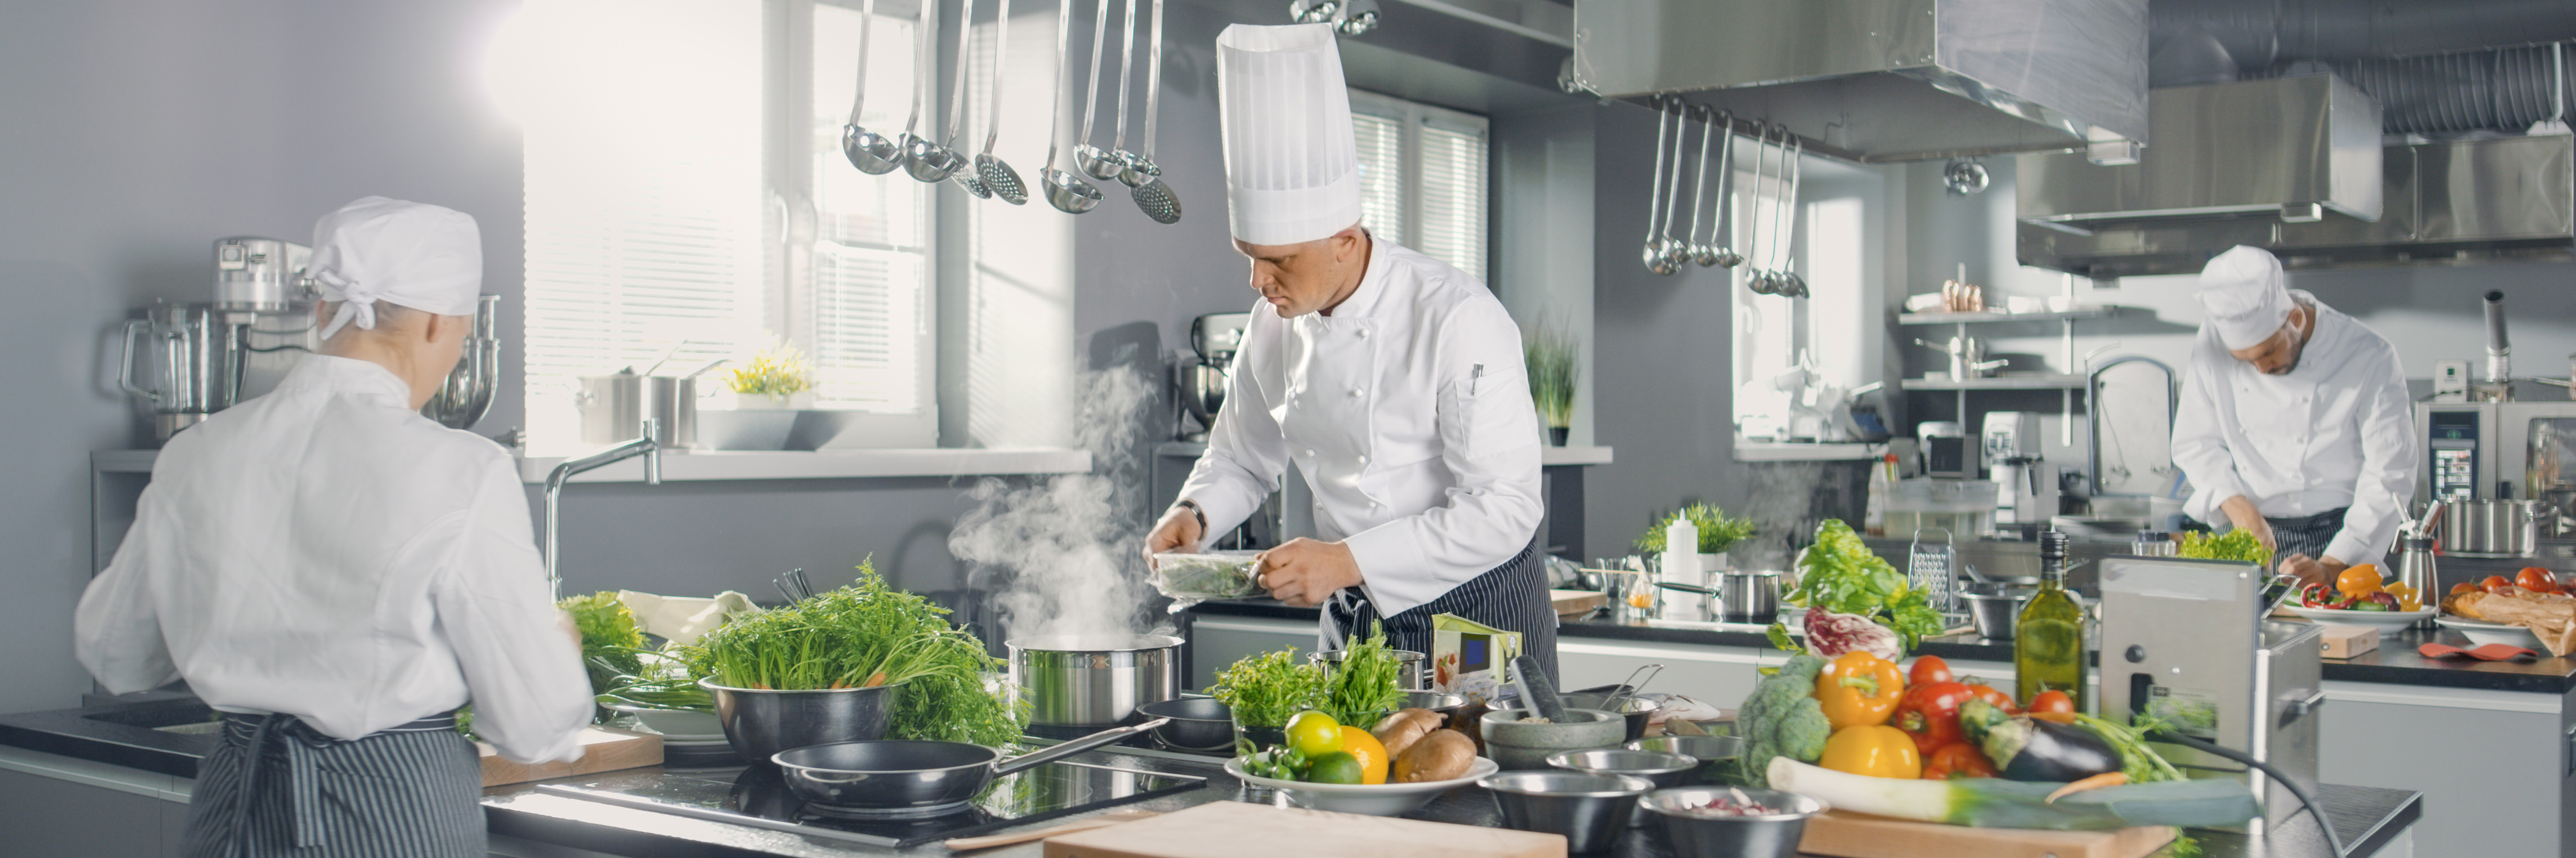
[1347,90,1489,282]
[509,0,932,453]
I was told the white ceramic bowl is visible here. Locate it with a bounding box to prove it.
[1224,756,1499,817]
[2436,615,2546,649]
[2282,605,2436,638]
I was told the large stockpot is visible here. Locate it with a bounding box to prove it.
[2443,500,2544,558]
[1007,634,1183,730]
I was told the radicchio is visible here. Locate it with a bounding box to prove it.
[1804,608,1902,661]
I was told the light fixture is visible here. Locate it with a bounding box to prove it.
[1288,0,1377,35]
[1943,158,1990,196]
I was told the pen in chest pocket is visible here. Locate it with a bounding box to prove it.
[1470,363,1484,396]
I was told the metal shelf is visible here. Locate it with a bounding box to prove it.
[1897,306,2126,325]
[1899,374,2091,391]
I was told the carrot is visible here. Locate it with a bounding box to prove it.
[2045,771,2128,804]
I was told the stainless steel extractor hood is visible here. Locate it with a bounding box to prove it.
[2020,134,2576,277]
[1570,0,2149,163]
[2017,75,2383,228]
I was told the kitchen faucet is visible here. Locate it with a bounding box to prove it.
[544,418,661,600]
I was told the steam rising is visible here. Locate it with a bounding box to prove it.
[950,364,1162,642]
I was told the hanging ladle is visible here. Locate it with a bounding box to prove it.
[1683,105,1717,267]
[840,0,903,174]
[1639,95,1678,276]
[1776,134,1808,298]
[972,0,1027,204]
[939,0,990,197]
[902,0,962,182]
[1040,0,1103,212]
[1121,0,1179,223]
[1746,123,1780,295]
[1655,98,1694,273]
[1708,110,1743,269]
[1078,0,1139,182]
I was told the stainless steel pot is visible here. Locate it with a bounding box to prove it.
[421,295,500,430]
[2443,500,2545,558]
[1007,634,1182,730]
[576,371,646,445]
[699,678,897,762]
[1716,570,1781,622]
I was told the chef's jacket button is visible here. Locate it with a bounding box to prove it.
[1350,388,1364,398]
[1304,449,1316,457]
[1357,455,1369,464]
[1357,329,1370,338]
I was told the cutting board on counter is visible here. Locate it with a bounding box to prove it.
[1043,800,1564,858]
[476,727,662,787]
[1798,811,2174,858]
[1549,589,1606,617]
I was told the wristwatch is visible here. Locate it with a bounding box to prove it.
[1175,499,1209,532]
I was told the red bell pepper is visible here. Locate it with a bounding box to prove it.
[1921,742,1996,779]
[1893,681,1973,755]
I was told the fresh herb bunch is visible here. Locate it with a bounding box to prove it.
[723,342,816,399]
[1210,648,1325,728]
[1523,325,1579,430]
[1319,621,1410,727]
[677,561,1022,746]
[2177,529,2273,568]
[1775,519,1945,652]
[1151,555,1258,599]
[596,652,714,712]
[1633,502,1758,554]
[560,591,645,723]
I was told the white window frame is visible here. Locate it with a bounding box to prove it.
[1347,88,1492,281]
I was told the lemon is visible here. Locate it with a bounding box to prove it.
[1305,752,1364,784]
[1285,710,1343,757]
[1336,725,1390,784]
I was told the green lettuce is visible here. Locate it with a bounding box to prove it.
[1777,519,1946,652]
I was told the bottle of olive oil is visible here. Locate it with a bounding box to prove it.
[2015,530,2086,710]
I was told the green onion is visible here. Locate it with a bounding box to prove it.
[1767,758,2260,830]
[1318,621,1409,727]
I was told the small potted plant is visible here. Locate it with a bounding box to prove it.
[1523,325,1578,446]
[723,343,816,409]
[1633,502,1756,571]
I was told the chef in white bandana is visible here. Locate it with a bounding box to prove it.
[2171,245,2416,587]
[1143,24,1553,677]
[76,196,592,858]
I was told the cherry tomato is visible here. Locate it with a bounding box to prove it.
[2484,575,2516,595]
[1921,743,1996,779]
[2027,690,2076,723]
[2517,568,2561,594]
[1909,656,1954,687]
[1960,682,2020,715]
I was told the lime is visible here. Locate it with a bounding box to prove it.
[1305,751,1364,784]
[1285,710,1342,757]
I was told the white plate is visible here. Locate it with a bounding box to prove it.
[2435,616,2547,649]
[1223,756,1499,817]
[2281,606,2436,638]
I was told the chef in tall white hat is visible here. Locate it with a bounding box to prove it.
[2171,245,2416,587]
[77,196,592,856]
[1142,23,1556,678]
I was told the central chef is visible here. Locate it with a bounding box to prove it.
[1143,23,1554,678]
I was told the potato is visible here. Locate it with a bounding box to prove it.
[1371,708,1443,759]
[1391,728,1475,783]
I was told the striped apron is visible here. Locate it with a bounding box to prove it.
[180,711,483,858]
[1323,537,1559,684]
[2266,507,2349,562]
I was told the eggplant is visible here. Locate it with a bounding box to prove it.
[1958,697,2121,782]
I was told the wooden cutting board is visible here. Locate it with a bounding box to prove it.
[1042,800,1564,858]
[1549,589,1607,617]
[476,727,663,787]
[1798,811,2174,858]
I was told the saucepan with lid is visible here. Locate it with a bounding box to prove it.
[771,718,1170,818]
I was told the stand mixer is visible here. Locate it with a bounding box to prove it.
[1176,312,1250,441]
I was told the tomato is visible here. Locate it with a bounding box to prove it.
[2027,690,2076,723]
[2517,568,2561,594]
[1909,656,1954,687]
[1893,681,1975,755]
[1921,743,1997,780]
[2483,575,2515,594]
[1960,682,2020,716]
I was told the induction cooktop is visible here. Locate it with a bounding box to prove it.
[538,759,1207,848]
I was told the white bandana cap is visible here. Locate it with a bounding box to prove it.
[1216,24,1363,246]
[309,196,483,339]
[2195,245,2291,350]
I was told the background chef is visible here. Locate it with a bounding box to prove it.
[2172,245,2417,587]
[1142,23,1555,677]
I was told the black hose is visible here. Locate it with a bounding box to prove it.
[2147,730,2345,858]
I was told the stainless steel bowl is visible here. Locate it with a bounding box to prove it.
[1640,786,1828,858]
[1008,634,1183,730]
[1479,771,1656,854]
[698,678,896,762]
[1562,693,1661,741]
[1401,690,1467,715]
[1548,748,1699,827]
[1137,697,1233,754]
[1625,735,1743,784]
[1960,583,2035,640]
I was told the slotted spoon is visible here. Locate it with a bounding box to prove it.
[1040,0,1103,212]
[941,0,989,197]
[841,0,902,174]
[1122,0,1179,223]
[972,0,1027,203]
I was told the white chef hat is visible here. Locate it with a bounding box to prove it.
[2194,245,2291,350]
[309,196,484,340]
[1216,24,1362,246]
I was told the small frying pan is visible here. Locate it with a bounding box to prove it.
[771,717,1170,818]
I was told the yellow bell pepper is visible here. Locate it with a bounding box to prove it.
[1815,651,1906,729]
[2383,581,2421,612]
[1819,724,1923,779]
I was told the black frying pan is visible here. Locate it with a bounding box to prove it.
[770,718,1168,817]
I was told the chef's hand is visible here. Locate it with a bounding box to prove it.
[2219,495,2277,556]
[1258,539,1364,608]
[1143,504,1204,559]
[2277,554,2349,589]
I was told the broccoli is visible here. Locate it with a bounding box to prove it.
[1732,654,1830,786]
[1773,696,1831,762]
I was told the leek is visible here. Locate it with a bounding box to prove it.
[1766,758,2261,830]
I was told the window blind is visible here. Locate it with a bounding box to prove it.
[809,2,930,412]
[1346,89,1488,282]
[1351,112,1406,244]
[1415,120,1486,281]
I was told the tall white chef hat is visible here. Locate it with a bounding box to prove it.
[1216,23,1362,246]
[309,196,484,340]
[2194,245,2292,350]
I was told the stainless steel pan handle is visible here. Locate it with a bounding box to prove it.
[118,319,157,398]
[990,717,1173,777]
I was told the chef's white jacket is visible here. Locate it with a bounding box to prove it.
[2172,292,2417,564]
[76,356,593,763]
[1179,237,1545,617]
